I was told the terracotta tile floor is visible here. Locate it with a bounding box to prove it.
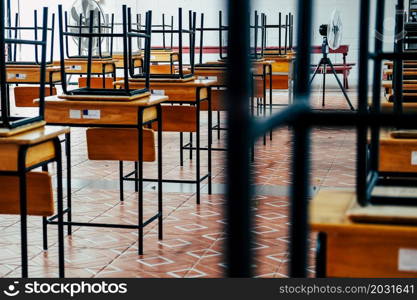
[1,88,359,278]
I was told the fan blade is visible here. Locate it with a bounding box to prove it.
[71,7,80,24]
[94,8,100,24]
[82,0,89,16]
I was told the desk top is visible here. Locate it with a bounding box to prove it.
[310,189,417,236]
[263,55,295,62]
[53,59,118,65]
[385,61,417,67]
[381,96,417,112]
[115,79,217,88]
[6,64,61,71]
[0,125,69,145]
[384,69,417,76]
[44,94,168,107]
[382,80,417,89]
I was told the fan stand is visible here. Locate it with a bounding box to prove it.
[310,37,354,111]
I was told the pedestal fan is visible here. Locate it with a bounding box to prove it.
[310,10,354,110]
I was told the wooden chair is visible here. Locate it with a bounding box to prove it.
[14,86,57,107]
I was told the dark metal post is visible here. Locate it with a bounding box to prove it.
[356,0,371,206]
[199,13,204,65]
[393,0,405,115]
[38,7,48,120]
[0,0,9,126]
[225,0,253,277]
[370,0,386,172]
[289,0,313,278]
[58,5,68,94]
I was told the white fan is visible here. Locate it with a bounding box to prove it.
[326,10,343,50]
[69,0,107,55]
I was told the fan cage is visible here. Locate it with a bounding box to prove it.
[58,5,153,97]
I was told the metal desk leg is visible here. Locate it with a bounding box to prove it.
[65,132,72,235]
[157,105,163,240]
[41,165,49,250]
[217,111,221,140]
[18,147,29,278]
[316,232,327,278]
[119,161,124,202]
[180,132,184,167]
[135,162,139,192]
[196,91,201,205]
[189,132,193,160]
[102,64,106,88]
[138,110,144,255]
[54,138,65,278]
[208,89,212,195]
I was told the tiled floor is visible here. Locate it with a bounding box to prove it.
[1,88,358,278]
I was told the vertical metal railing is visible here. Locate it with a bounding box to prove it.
[288,0,313,278]
[225,0,253,277]
[225,0,417,278]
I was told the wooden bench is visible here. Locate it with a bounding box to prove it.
[14,86,57,107]
[311,189,417,277]
[311,45,355,89]
[379,130,417,173]
[87,128,156,162]
[0,172,54,216]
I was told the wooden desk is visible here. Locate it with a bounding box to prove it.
[151,49,179,63]
[53,59,117,89]
[378,130,417,173]
[262,55,294,91]
[6,65,62,85]
[60,58,117,75]
[194,67,227,86]
[382,80,417,90]
[384,61,417,68]
[6,65,62,108]
[43,94,166,255]
[311,189,417,277]
[381,96,417,113]
[113,53,143,69]
[384,69,417,77]
[0,125,69,278]
[115,79,214,204]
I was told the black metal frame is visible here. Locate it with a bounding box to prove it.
[225,0,416,278]
[58,5,152,97]
[263,12,294,56]
[197,10,266,66]
[309,36,355,110]
[250,11,266,60]
[122,87,212,205]
[64,9,114,60]
[130,13,175,51]
[112,13,145,71]
[150,13,175,51]
[0,5,48,129]
[0,136,66,278]
[131,8,196,80]
[6,10,55,65]
[45,106,163,256]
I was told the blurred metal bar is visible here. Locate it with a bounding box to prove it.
[289,0,313,278]
[225,0,253,277]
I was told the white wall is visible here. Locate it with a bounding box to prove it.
[13,0,402,86]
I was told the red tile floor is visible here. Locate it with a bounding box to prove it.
[0,88,358,278]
